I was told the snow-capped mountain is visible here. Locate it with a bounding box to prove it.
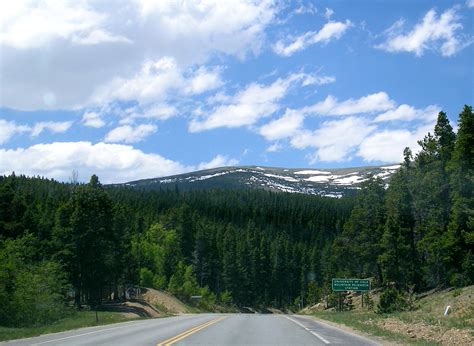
[119,164,401,198]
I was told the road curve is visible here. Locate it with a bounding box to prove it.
[1,314,379,346]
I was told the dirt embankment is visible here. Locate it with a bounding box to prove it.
[98,300,160,318]
[303,285,473,345]
[370,286,474,345]
[367,317,472,345]
[138,288,191,314]
[99,287,191,318]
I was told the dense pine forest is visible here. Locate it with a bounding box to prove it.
[0,105,472,327]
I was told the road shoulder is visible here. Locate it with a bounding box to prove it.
[297,314,399,345]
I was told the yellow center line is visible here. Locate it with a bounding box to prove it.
[156,316,227,346]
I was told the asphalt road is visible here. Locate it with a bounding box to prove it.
[2,314,379,346]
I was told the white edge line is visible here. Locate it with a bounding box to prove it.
[285,316,330,344]
[31,321,145,345]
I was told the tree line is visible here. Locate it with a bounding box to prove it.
[0,105,471,326]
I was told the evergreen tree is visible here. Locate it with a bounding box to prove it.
[446,105,474,285]
[379,168,419,290]
[53,175,114,306]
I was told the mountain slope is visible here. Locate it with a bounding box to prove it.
[120,164,401,197]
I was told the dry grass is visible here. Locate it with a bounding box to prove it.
[309,285,474,345]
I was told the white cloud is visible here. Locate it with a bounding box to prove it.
[185,66,224,95]
[71,29,131,46]
[0,141,189,183]
[259,108,305,141]
[0,141,239,183]
[31,121,73,137]
[376,8,471,57]
[273,19,352,56]
[92,57,222,106]
[324,8,334,20]
[266,143,282,152]
[116,104,179,125]
[292,3,317,16]
[307,92,396,116]
[1,0,277,110]
[0,119,30,144]
[358,123,434,162]
[0,1,129,49]
[197,155,239,170]
[301,74,336,86]
[189,74,304,132]
[290,117,376,162]
[139,104,178,121]
[374,104,440,123]
[82,111,106,128]
[468,0,474,8]
[135,0,275,61]
[104,124,157,143]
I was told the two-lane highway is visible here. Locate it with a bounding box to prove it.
[2,314,379,345]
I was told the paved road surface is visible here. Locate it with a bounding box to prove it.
[2,314,379,345]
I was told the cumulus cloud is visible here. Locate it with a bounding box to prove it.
[188,74,305,132]
[0,141,239,183]
[301,74,336,86]
[324,8,334,20]
[92,57,222,106]
[292,3,317,16]
[468,0,474,8]
[259,109,305,141]
[197,155,239,170]
[1,0,277,110]
[266,143,283,152]
[0,1,129,49]
[376,7,471,57]
[0,119,30,144]
[273,19,352,56]
[104,124,157,143]
[30,121,73,137]
[82,111,106,128]
[374,104,440,123]
[254,89,440,164]
[0,141,188,183]
[358,123,435,162]
[307,92,396,116]
[290,117,376,162]
[143,104,178,120]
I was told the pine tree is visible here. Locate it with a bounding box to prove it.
[379,168,419,290]
[446,105,474,285]
[53,175,114,306]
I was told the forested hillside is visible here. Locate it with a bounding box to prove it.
[0,105,472,327]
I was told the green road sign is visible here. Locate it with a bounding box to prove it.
[332,278,370,292]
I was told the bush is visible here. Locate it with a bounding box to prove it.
[0,235,70,327]
[378,287,407,313]
[218,290,233,306]
[12,262,70,326]
[139,268,154,288]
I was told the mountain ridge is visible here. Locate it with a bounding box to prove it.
[117,164,401,197]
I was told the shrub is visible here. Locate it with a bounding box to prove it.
[378,287,407,313]
[139,267,154,288]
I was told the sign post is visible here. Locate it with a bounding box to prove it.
[332,278,370,310]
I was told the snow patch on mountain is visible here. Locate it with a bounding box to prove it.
[295,170,331,175]
[333,175,366,185]
[381,164,401,170]
[263,173,299,182]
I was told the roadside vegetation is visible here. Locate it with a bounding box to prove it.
[0,105,472,339]
[0,310,136,342]
[307,285,473,345]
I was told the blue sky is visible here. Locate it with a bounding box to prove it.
[0,0,473,183]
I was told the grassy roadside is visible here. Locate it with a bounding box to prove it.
[0,310,141,342]
[307,285,474,345]
[311,311,437,345]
